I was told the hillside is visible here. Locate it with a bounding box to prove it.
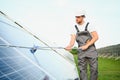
[97,44,120,54]
[97,44,120,59]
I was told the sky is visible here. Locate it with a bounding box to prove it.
[0,0,120,48]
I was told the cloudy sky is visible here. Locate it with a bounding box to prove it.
[0,0,120,48]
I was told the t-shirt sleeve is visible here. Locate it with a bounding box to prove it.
[88,22,97,32]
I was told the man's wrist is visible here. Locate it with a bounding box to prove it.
[67,44,72,48]
[86,44,90,48]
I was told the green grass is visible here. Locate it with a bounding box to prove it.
[98,57,120,80]
[73,54,120,80]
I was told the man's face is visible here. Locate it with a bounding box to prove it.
[75,16,84,24]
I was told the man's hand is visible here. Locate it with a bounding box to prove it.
[79,44,89,50]
[65,46,72,51]
[79,39,90,50]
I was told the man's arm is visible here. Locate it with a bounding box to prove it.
[80,31,99,50]
[65,34,76,51]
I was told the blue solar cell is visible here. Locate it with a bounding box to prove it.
[0,61,15,74]
[0,71,4,77]
[0,76,10,80]
[7,72,26,80]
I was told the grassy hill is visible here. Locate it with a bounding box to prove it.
[97,44,120,59]
[97,44,120,54]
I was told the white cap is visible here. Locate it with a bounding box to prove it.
[75,10,86,17]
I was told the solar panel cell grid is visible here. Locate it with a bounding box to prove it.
[0,41,52,80]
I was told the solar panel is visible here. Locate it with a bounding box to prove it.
[0,40,54,80]
[0,11,79,80]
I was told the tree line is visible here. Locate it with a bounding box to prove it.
[97,44,120,56]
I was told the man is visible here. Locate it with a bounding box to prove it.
[65,10,99,80]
